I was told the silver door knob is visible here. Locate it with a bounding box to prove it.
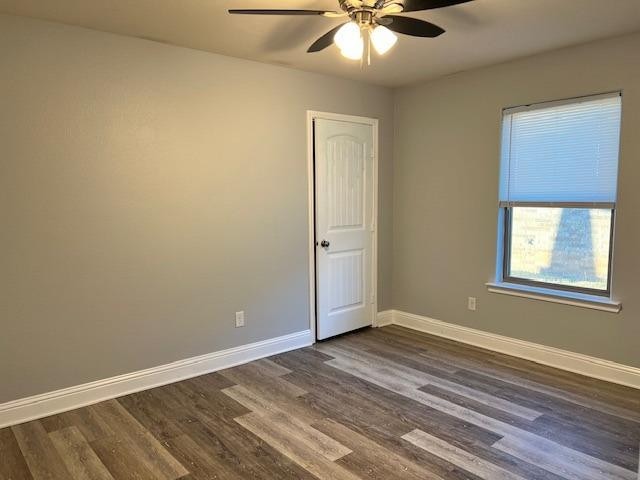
[320,240,330,248]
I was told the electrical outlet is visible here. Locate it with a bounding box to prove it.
[467,297,477,311]
[235,311,245,328]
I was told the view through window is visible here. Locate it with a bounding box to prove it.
[506,207,613,292]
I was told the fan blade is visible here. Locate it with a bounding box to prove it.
[401,0,473,13]
[380,3,404,15]
[307,23,347,53]
[228,9,340,16]
[385,15,444,37]
[375,16,393,26]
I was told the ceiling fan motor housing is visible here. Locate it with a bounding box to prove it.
[339,0,405,8]
[355,10,374,27]
[339,1,405,27]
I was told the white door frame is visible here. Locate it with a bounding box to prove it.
[306,110,379,341]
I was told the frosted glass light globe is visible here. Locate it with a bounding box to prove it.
[371,26,398,55]
[340,36,364,60]
[334,22,364,60]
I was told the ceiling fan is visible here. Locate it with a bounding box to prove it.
[229,0,473,62]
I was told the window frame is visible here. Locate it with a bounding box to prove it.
[495,91,622,301]
[500,203,616,298]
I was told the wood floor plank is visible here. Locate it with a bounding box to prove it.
[403,429,527,480]
[276,358,547,480]
[382,325,629,399]
[284,369,420,437]
[493,435,637,480]
[40,407,115,443]
[306,377,565,480]
[90,399,188,480]
[380,326,640,419]
[371,326,640,428]
[12,421,72,480]
[451,360,640,424]
[222,379,323,425]
[219,361,321,425]
[324,354,511,433]
[89,436,159,480]
[415,380,635,474]
[224,384,351,461]
[373,327,640,465]
[179,416,319,480]
[251,358,293,377]
[449,368,640,437]
[529,413,639,471]
[0,427,34,480]
[325,350,638,480]
[235,412,362,480]
[220,363,308,398]
[327,331,461,375]
[342,332,566,416]
[161,433,248,480]
[189,371,237,391]
[150,378,320,480]
[460,367,640,425]
[319,343,544,421]
[152,379,250,425]
[117,389,185,440]
[278,349,503,445]
[48,427,114,480]
[314,418,447,480]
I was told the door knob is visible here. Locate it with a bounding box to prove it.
[320,240,330,248]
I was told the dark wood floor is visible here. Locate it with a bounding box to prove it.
[2,325,639,480]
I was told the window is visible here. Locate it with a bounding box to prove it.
[497,93,621,297]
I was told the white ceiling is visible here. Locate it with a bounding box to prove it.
[2,0,640,87]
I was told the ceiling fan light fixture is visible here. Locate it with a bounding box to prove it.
[334,22,363,60]
[370,25,398,55]
[229,0,469,61]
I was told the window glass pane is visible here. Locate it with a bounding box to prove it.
[508,207,612,291]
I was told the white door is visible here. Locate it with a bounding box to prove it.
[315,117,375,340]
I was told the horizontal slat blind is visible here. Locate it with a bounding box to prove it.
[499,93,621,204]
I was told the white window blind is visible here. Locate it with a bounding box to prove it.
[499,93,622,205]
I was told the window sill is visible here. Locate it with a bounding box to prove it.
[486,282,621,313]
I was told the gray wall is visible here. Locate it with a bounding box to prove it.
[393,32,640,368]
[0,14,394,403]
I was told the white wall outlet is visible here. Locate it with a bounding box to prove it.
[235,311,245,328]
[467,297,477,311]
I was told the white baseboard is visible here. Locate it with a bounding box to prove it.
[375,309,394,327]
[0,329,313,429]
[377,310,640,390]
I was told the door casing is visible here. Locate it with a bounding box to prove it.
[306,111,379,341]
